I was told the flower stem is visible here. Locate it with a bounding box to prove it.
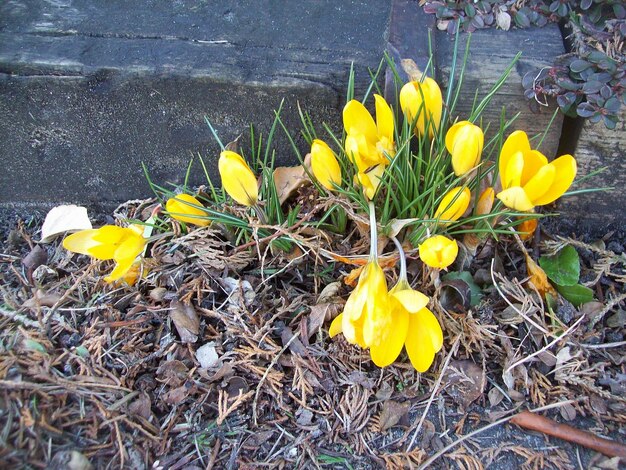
[391,236,407,282]
[368,201,377,261]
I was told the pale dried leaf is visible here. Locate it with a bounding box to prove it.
[495,10,511,31]
[387,218,419,239]
[488,387,504,407]
[40,205,92,243]
[317,281,341,304]
[401,59,423,81]
[273,164,309,205]
[169,300,200,343]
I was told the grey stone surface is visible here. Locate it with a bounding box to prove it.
[0,0,391,205]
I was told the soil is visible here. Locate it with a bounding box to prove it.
[0,203,625,469]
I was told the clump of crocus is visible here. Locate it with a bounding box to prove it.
[400,77,443,138]
[496,131,577,212]
[445,121,484,176]
[435,186,471,223]
[218,150,258,207]
[329,203,442,372]
[311,139,342,191]
[166,193,210,226]
[419,235,458,270]
[63,225,147,283]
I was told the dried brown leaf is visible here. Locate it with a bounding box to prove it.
[273,164,310,205]
[169,300,200,343]
[22,289,62,309]
[378,400,411,432]
[156,359,189,387]
[444,359,485,409]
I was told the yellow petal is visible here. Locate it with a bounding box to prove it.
[405,307,443,373]
[501,151,525,189]
[343,100,377,143]
[218,150,258,206]
[499,131,531,180]
[496,186,535,212]
[369,302,408,367]
[419,235,458,269]
[113,234,145,264]
[519,150,548,186]
[63,229,104,257]
[532,154,577,206]
[390,288,429,314]
[435,187,471,223]
[329,312,343,337]
[357,164,386,200]
[166,194,210,226]
[522,163,555,204]
[311,139,342,191]
[91,225,127,244]
[374,94,394,144]
[104,255,136,283]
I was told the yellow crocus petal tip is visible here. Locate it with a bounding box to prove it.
[218,150,258,207]
[166,194,210,227]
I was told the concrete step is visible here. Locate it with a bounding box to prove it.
[1,0,391,205]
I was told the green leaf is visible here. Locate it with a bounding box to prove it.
[539,245,580,286]
[555,283,594,307]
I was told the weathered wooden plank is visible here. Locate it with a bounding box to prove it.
[557,108,625,232]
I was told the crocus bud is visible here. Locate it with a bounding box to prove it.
[166,193,210,226]
[419,235,458,269]
[400,77,443,138]
[435,187,471,223]
[218,150,258,207]
[445,121,484,176]
[311,139,341,191]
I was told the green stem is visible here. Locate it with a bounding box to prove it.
[368,201,378,261]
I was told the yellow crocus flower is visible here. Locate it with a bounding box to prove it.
[166,193,210,226]
[445,121,484,176]
[497,131,577,212]
[400,77,443,138]
[218,150,258,207]
[343,94,395,171]
[311,139,342,191]
[419,235,458,269]
[63,225,146,283]
[435,187,471,223]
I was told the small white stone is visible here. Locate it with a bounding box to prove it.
[195,342,219,369]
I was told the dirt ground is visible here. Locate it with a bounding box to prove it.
[0,204,625,469]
